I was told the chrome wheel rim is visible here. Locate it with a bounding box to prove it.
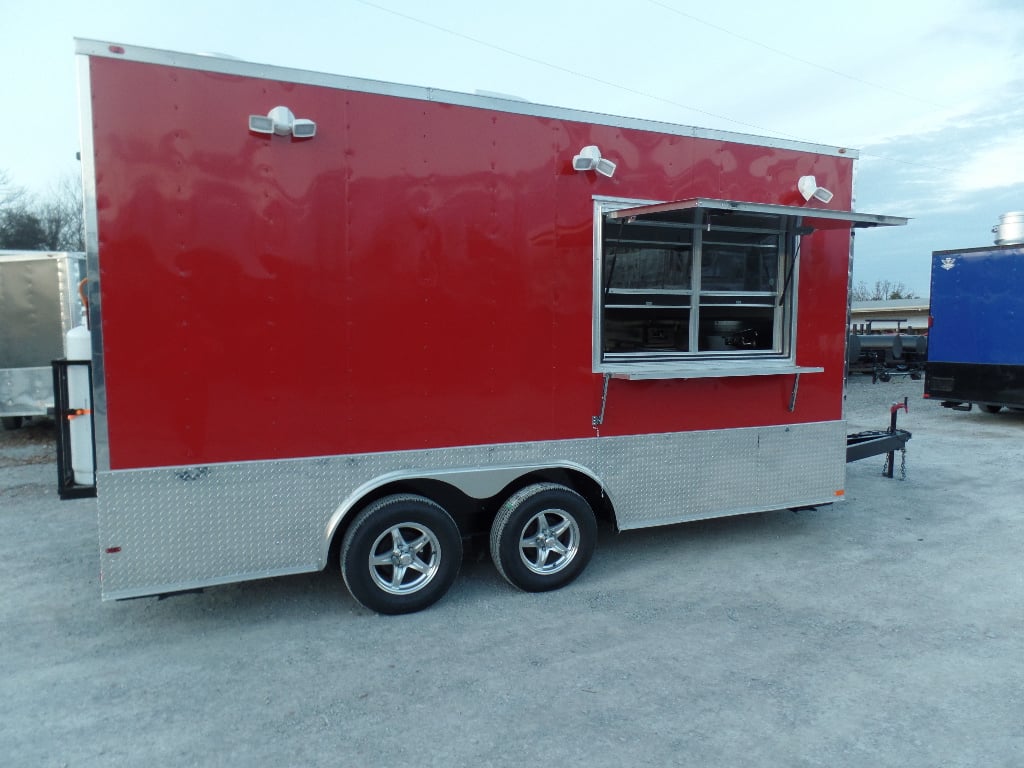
[369,523,442,595]
[518,508,580,575]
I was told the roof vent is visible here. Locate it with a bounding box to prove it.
[992,212,1024,245]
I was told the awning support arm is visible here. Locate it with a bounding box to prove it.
[592,373,612,435]
[789,372,801,412]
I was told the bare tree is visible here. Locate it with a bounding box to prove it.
[851,280,919,301]
[0,169,27,209]
[0,170,47,250]
[0,170,85,251]
[38,174,85,252]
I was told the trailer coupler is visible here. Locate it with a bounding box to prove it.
[846,397,911,478]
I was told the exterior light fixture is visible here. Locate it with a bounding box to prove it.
[797,175,833,204]
[248,106,317,139]
[573,145,616,177]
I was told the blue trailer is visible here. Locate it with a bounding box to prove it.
[924,244,1024,412]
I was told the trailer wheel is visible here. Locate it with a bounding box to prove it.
[341,494,462,615]
[490,482,597,593]
[983,405,1002,414]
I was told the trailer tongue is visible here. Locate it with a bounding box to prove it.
[846,398,912,478]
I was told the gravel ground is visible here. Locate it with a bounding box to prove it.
[1,375,1022,767]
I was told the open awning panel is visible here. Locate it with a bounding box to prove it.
[605,197,909,231]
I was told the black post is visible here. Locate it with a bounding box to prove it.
[885,397,908,479]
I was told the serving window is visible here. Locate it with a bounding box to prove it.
[592,196,907,380]
[598,199,795,366]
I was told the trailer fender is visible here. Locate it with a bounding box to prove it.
[320,462,614,566]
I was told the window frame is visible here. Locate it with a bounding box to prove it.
[592,196,807,380]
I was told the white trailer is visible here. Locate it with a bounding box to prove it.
[0,251,85,428]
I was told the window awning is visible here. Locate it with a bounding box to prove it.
[604,197,908,230]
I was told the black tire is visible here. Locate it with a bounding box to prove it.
[1,416,24,430]
[341,494,462,615]
[982,405,1002,414]
[490,482,597,593]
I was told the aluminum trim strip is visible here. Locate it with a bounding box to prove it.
[76,52,110,473]
[629,496,841,530]
[102,565,321,602]
[0,250,79,262]
[599,364,824,381]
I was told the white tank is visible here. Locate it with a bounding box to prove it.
[992,211,1024,245]
[66,324,94,486]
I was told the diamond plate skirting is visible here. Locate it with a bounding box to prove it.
[97,421,846,599]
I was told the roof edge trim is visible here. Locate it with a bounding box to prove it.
[74,38,860,159]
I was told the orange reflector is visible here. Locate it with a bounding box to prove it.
[834,489,845,497]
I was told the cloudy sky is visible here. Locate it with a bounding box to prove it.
[3,0,1023,296]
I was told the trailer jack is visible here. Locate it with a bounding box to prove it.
[846,397,911,478]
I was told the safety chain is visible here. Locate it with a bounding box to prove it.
[882,448,908,481]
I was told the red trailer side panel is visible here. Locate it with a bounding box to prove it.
[87,56,854,470]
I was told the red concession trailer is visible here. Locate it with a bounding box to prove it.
[65,39,906,613]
